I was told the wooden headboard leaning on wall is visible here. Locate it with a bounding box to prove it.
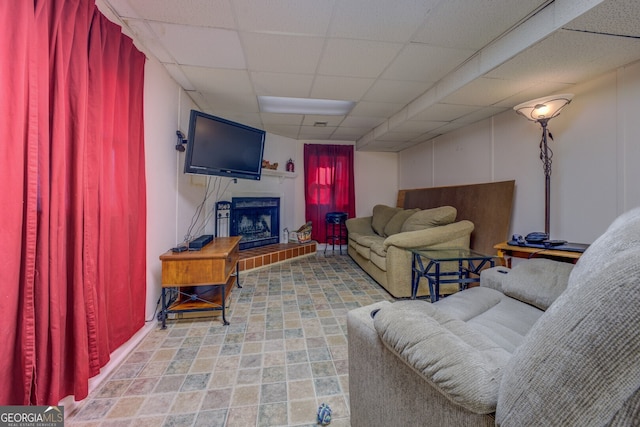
[397,180,515,256]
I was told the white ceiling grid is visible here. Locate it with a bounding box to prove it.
[99,0,640,151]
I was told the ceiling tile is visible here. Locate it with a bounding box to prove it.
[200,92,259,113]
[242,33,324,74]
[363,80,432,105]
[318,39,403,78]
[310,76,375,102]
[440,77,536,106]
[182,66,253,94]
[260,113,303,126]
[328,0,434,42]
[411,103,479,122]
[298,126,338,139]
[340,116,388,129]
[349,101,405,118]
[250,72,314,97]
[382,43,474,82]
[233,0,334,36]
[302,115,345,127]
[103,0,640,152]
[564,0,640,37]
[487,30,640,85]
[147,22,245,68]
[412,0,545,49]
[117,0,236,27]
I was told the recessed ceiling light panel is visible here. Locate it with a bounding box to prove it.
[258,96,355,115]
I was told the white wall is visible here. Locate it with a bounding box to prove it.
[399,60,640,244]
[354,151,398,216]
[144,57,186,319]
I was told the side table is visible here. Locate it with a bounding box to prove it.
[494,241,585,267]
[159,236,241,328]
[410,248,497,302]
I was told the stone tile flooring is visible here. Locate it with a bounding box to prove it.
[66,252,392,426]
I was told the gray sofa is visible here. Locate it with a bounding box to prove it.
[348,207,640,426]
[346,205,474,298]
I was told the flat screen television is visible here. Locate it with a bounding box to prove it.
[184,110,266,181]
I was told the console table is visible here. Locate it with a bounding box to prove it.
[159,236,241,328]
[410,248,497,302]
[494,241,583,267]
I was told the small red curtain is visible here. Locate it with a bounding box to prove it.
[304,144,356,243]
[0,0,146,404]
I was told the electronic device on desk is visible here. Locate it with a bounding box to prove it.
[509,232,589,253]
[187,234,214,250]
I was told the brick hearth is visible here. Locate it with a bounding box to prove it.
[238,241,317,272]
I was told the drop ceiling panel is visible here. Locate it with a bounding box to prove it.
[411,103,480,122]
[340,116,388,129]
[298,126,338,139]
[412,0,548,49]
[101,0,640,152]
[310,76,376,102]
[362,80,432,105]
[147,22,245,68]
[349,101,405,118]
[318,39,403,78]
[233,0,334,36]
[200,92,259,113]
[381,43,474,83]
[118,0,236,27]
[441,77,536,106]
[250,72,314,97]
[242,33,324,74]
[487,30,640,85]
[302,115,345,127]
[564,0,640,37]
[260,113,303,126]
[182,67,253,94]
[328,0,434,42]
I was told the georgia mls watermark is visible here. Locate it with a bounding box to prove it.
[0,406,64,427]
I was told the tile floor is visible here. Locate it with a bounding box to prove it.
[66,252,392,426]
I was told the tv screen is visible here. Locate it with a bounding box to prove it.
[184,110,266,180]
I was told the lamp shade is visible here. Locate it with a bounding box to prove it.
[513,93,574,122]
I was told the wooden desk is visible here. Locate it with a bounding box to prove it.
[159,236,241,328]
[494,241,582,267]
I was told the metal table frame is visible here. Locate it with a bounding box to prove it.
[410,248,496,302]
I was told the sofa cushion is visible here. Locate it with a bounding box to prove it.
[496,207,640,426]
[401,206,457,232]
[372,205,402,236]
[374,294,513,414]
[501,258,573,310]
[383,208,420,236]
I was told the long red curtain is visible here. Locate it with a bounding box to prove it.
[304,144,356,243]
[0,0,146,404]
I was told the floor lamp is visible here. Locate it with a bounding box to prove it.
[513,94,573,236]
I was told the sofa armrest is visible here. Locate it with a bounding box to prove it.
[373,300,510,414]
[348,302,496,426]
[480,266,511,293]
[382,220,474,250]
[345,216,374,236]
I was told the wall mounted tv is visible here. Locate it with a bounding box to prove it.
[184,110,266,181]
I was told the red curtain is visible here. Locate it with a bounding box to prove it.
[0,0,146,404]
[303,144,356,243]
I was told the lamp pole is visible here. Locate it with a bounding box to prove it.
[538,118,552,236]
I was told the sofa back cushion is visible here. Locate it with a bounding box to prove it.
[401,206,457,232]
[496,207,640,426]
[383,208,420,236]
[371,205,402,236]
